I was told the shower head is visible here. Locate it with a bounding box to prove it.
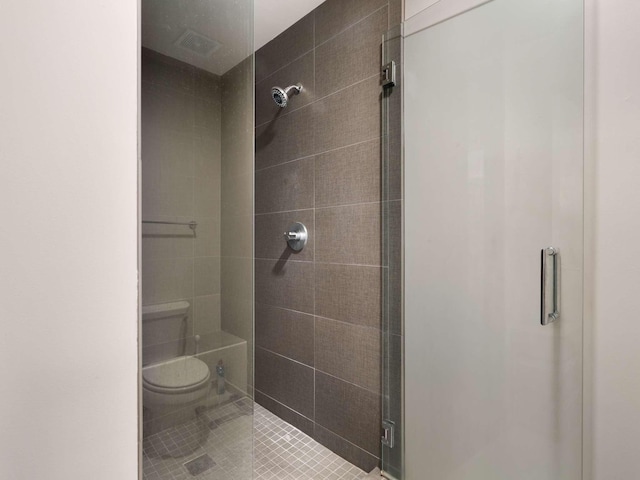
[271,84,303,108]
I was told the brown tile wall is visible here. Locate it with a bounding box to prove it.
[254,0,402,472]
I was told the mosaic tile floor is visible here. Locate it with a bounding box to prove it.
[142,397,373,480]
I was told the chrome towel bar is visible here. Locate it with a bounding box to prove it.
[142,220,197,231]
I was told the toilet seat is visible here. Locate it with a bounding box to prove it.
[143,356,211,394]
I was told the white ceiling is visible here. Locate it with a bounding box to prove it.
[142,0,324,76]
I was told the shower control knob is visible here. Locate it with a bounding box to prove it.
[283,222,308,252]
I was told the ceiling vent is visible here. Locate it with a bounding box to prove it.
[174,29,221,57]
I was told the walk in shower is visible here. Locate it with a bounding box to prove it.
[139,0,585,478]
[140,0,401,478]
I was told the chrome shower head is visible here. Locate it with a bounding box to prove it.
[271,84,303,108]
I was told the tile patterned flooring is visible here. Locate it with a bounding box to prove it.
[143,397,372,480]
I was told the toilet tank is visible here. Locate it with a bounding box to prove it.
[142,301,190,360]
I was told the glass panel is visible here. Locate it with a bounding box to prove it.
[402,0,583,479]
[382,23,405,480]
[139,0,254,478]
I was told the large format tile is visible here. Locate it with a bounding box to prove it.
[256,303,315,366]
[316,203,381,265]
[315,76,381,154]
[194,256,220,296]
[385,31,403,201]
[315,139,381,207]
[193,95,222,133]
[221,213,253,258]
[389,0,403,27]
[194,294,221,335]
[141,84,195,135]
[388,200,402,335]
[141,215,195,260]
[221,296,253,346]
[256,52,315,127]
[142,257,194,305]
[255,157,315,214]
[315,317,381,392]
[193,135,221,179]
[142,171,194,218]
[255,347,314,419]
[221,172,253,218]
[194,216,221,257]
[221,257,252,302]
[194,175,220,217]
[142,129,194,178]
[254,259,314,314]
[142,48,196,94]
[193,68,221,102]
[255,209,314,261]
[256,13,314,83]
[315,0,387,46]
[315,8,387,98]
[255,103,316,170]
[315,372,382,457]
[315,263,382,328]
[313,424,380,474]
[221,58,254,180]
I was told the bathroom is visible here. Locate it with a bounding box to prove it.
[2,0,640,480]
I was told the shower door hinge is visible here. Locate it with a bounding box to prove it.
[382,61,396,89]
[382,420,395,448]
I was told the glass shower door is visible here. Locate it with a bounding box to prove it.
[400,0,584,478]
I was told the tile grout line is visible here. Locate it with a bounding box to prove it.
[314,314,384,334]
[254,3,386,88]
[255,258,384,268]
[256,346,382,397]
[254,389,316,425]
[314,4,389,50]
[312,20,318,430]
[254,73,381,130]
[255,136,382,173]
[255,47,314,87]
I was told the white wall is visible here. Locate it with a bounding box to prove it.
[584,0,640,479]
[0,1,139,480]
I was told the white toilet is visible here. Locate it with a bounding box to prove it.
[142,301,211,416]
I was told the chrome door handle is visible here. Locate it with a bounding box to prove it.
[541,247,559,325]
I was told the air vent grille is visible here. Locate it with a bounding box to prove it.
[174,29,221,57]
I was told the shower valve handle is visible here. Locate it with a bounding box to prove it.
[283,222,308,252]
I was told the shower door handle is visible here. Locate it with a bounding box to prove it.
[541,247,559,325]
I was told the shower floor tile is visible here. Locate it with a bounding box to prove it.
[142,398,371,480]
[253,403,369,480]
